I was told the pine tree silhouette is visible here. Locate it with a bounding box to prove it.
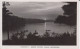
[3,1,12,40]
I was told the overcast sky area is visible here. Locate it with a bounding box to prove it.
[7,2,68,20]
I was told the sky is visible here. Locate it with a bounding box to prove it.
[7,2,68,20]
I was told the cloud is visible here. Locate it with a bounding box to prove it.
[7,2,67,20]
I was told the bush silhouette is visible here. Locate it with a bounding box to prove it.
[3,30,76,45]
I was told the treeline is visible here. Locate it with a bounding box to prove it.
[2,2,27,32]
[3,2,45,32]
[3,30,76,45]
[54,2,77,26]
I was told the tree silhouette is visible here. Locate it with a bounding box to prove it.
[43,30,50,37]
[27,32,33,39]
[19,31,25,40]
[54,2,77,26]
[11,33,19,41]
[3,1,27,40]
[3,2,12,40]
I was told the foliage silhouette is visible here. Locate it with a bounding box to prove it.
[3,2,12,40]
[3,2,26,32]
[3,30,76,45]
[3,2,27,40]
[43,30,50,38]
[54,2,77,26]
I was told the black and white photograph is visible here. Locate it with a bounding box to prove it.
[2,1,77,45]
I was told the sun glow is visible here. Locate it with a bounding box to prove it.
[44,18,46,30]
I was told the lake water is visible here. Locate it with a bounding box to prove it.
[3,22,75,40]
